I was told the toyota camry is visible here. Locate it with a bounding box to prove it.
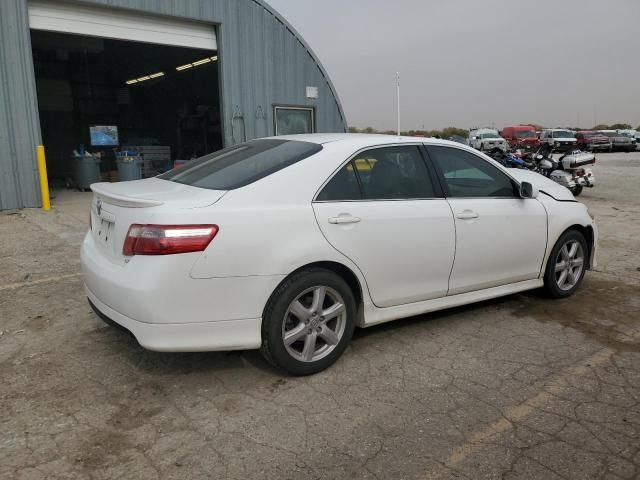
[81,134,597,375]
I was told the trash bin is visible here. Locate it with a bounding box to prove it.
[72,155,101,191]
[116,152,143,181]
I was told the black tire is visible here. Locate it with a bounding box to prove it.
[260,268,356,376]
[543,230,588,298]
[570,185,583,197]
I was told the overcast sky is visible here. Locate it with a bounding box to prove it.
[266,0,640,131]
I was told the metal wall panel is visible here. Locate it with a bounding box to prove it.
[0,0,42,209]
[0,0,346,209]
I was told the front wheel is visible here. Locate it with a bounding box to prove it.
[570,185,583,196]
[260,268,356,376]
[543,230,588,298]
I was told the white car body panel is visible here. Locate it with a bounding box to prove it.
[80,134,597,352]
[313,199,455,307]
[446,197,547,295]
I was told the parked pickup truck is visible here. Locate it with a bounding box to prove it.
[501,125,540,151]
[540,129,578,152]
[468,128,509,152]
[599,130,635,152]
[575,131,611,152]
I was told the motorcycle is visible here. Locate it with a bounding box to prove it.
[532,145,596,196]
[486,148,536,169]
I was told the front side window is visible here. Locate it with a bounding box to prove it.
[159,139,322,190]
[317,145,436,201]
[427,146,517,198]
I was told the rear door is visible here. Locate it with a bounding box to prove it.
[425,145,547,295]
[312,145,455,308]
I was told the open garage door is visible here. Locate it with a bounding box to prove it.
[28,1,222,185]
[28,1,217,49]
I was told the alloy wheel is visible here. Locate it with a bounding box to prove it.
[554,240,585,291]
[282,286,347,362]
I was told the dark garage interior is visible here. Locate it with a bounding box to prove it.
[30,29,223,184]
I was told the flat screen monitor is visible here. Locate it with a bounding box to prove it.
[90,126,119,146]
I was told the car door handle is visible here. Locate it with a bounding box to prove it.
[328,215,361,224]
[456,210,479,220]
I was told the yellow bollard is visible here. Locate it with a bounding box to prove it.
[36,145,51,211]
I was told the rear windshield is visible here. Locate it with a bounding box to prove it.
[159,139,322,190]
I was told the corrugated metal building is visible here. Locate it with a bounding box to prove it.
[0,0,346,210]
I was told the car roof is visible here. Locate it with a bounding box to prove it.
[265,133,465,149]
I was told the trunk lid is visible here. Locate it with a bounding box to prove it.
[90,178,226,264]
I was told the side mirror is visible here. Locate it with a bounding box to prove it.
[520,181,539,199]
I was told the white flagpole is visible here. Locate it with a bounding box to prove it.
[396,72,401,136]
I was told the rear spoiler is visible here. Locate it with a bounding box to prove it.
[90,182,164,208]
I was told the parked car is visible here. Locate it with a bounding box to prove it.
[501,125,540,151]
[540,129,578,152]
[575,131,611,152]
[82,134,597,375]
[468,128,509,152]
[599,130,635,152]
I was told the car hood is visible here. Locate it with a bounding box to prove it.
[508,169,575,201]
[552,137,577,142]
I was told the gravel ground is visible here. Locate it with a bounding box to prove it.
[1,152,639,480]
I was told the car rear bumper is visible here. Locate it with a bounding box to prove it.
[87,287,261,351]
[81,231,283,351]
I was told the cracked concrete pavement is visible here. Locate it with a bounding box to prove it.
[1,152,639,479]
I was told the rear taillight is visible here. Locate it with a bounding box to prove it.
[123,224,218,256]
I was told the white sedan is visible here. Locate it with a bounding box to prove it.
[81,134,597,375]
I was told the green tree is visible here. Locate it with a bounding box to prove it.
[441,127,469,138]
[592,124,610,130]
[610,123,632,130]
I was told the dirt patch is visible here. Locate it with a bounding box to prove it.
[514,277,640,352]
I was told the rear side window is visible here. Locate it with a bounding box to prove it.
[159,139,322,190]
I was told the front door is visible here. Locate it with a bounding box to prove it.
[426,145,547,295]
[313,145,455,308]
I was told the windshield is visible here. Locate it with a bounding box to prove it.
[515,131,536,138]
[159,139,322,190]
[600,132,616,137]
[479,132,500,139]
[552,130,574,138]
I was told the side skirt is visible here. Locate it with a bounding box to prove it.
[362,279,543,327]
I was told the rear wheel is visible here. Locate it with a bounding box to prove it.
[543,230,587,298]
[260,268,356,375]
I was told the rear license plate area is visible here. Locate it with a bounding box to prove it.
[95,217,114,248]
